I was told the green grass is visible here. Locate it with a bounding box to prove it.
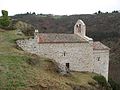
[0,55,28,89]
[0,29,109,90]
[0,29,30,89]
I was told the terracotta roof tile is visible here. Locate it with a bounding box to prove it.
[93,41,110,50]
[37,33,87,43]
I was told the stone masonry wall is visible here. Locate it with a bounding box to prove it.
[16,39,109,80]
[16,39,94,72]
[93,50,109,80]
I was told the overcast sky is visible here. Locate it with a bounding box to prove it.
[0,0,120,16]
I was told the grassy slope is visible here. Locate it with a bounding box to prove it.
[0,28,107,90]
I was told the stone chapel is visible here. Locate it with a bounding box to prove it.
[17,19,110,80]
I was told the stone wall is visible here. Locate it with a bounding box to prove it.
[16,39,94,72]
[16,39,109,80]
[16,38,39,53]
[93,50,109,80]
[38,43,94,72]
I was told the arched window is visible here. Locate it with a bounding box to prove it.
[76,24,81,33]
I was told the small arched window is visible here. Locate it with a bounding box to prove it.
[76,24,79,27]
[76,24,81,33]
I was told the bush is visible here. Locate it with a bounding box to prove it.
[0,10,11,27]
[0,18,10,26]
[93,75,107,87]
[2,10,8,17]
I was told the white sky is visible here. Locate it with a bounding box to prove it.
[0,0,120,16]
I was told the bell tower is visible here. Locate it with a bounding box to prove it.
[74,19,86,37]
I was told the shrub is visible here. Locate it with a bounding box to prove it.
[0,18,10,26]
[93,75,107,87]
[0,10,11,27]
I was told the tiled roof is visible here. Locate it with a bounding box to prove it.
[93,41,110,50]
[37,33,87,43]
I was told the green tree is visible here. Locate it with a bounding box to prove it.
[2,10,8,18]
[0,10,10,27]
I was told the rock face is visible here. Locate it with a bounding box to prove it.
[16,19,110,80]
